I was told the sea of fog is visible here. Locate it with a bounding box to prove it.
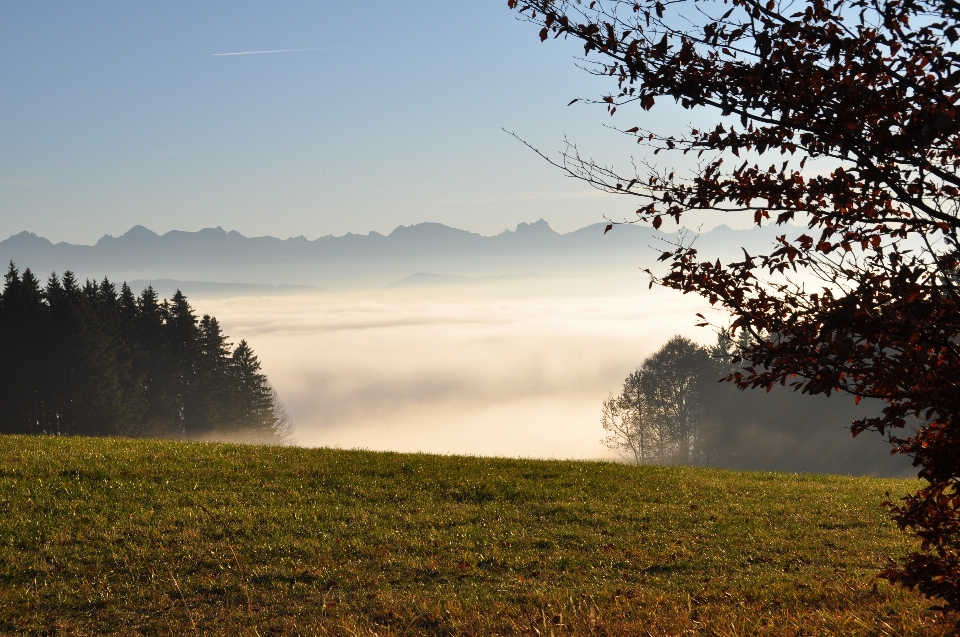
[195,275,717,458]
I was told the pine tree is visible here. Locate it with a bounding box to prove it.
[92,277,143,435]
[45,272,127,437]
[195,314,232,435]
[228,340,277,442]
[0,265,288,443]
[164,291,201,437]
[0,263,45,433]
[133,286,177,436]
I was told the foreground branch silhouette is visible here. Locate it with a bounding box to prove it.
[510,0,960,612]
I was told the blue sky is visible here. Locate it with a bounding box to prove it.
[0,0,698,243]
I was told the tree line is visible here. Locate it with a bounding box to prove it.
[0,262,292,443]
[601,334,903,474]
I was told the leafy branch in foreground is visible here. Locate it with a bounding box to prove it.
[510,0,960,612]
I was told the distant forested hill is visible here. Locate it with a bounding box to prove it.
[0,220,800,288]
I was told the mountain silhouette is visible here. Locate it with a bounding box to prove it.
[0,220,798,288]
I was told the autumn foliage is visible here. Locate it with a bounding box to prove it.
[510,0,960,612]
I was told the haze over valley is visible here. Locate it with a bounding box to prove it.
[1,220,909,475]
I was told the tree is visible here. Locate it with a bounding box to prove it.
[0,263,45,434]
[165,290,201,437]
[510,0,960,609]
[603,337,716,464]
[640,336,712,464]
[45,272,129,437]
[601,370,652,463]
[228,340,278,442]
[0,266,289,444]
[270,388,297,446]
[133,285,178,436]
[195,314,234,435]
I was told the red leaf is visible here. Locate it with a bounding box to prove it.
[626,126,639,133]
[652,216,663,229]
[604,224,613,234]
[539,27,549,41]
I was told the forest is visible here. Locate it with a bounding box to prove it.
[0,262,291,443]
[601,334,909,475]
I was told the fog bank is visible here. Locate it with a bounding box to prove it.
[198,276,712,459]
[189,276,912,477]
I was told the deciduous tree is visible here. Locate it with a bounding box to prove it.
[511,0,960,610]
[601,370,652,463]
[640,335,712,464]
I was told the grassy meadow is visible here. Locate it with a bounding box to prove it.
[0,435,952,636]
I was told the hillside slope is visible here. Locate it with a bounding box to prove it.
[0,435,949,635]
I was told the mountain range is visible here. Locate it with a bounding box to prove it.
[1,219,800,289]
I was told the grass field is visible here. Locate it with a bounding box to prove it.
[0,435,952,636]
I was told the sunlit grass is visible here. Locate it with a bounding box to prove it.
[0,435,950,635]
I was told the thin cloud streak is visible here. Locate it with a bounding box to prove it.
[212,47,329,56]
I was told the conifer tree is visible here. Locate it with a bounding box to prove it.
[164,291,201,437]
[229,340,277,442]
[133,286,177,436]
[46,272,127,436]
[0,263,289,443]
[0,264,45,433]
[195,314,233,435]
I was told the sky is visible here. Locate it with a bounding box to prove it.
[0,0,720,245]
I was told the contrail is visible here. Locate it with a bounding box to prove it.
[213,47,328,56]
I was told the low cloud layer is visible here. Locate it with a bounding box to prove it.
[198,277,714,458]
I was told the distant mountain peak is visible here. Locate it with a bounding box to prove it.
[92,225,161,247]
[195,226,228,237]
[515,219,554,234]
[122,225,160,240]
[496,219,558,237]
[387,222,477,239]
[9,230,43,240]
[2,231,52,249]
